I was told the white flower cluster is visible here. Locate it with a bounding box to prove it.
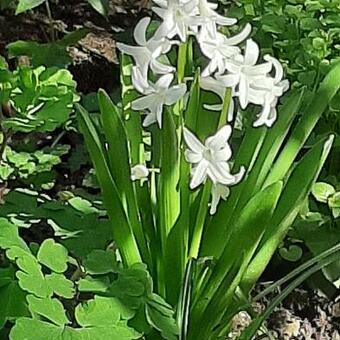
[118,0,289,214]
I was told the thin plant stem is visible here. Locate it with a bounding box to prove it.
[45,0,55,42]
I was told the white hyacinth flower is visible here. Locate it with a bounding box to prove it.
[224,39,273,109]
[210,183,230,215]
[200,75,235,121]
[116,17,175,79]
[153,0,203,42]
[199,24,252,76]
[131,73,187,128]
[198,0,237,37]
[251,56,289,127]
[131,164,149,181]
[183,125,245,189]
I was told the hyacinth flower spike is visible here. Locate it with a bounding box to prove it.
[116,17,175,79]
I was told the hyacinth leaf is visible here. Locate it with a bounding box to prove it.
[241,135,334,292]
[27,295,69,326]
[98,90,150,266]
[210,89,306,251]
[37,239,68,273]
[190,182,282,336]
[184,71,201,131]
[200,125,267,259]
[265,62,340,186]
[159,109,180,238]
[164,75,201,304]
[120,54,144,165]
[239,247,340,340]
[236,89,305,205]
[77,104,142,266]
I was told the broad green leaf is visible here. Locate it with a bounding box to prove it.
[68,196,98,215]
[87,0,109,16]
[7,30,89,67]
[311,182,335,203]
[45,273,74,299]
[0,218,29,251]
[37,239,68,273]
[78,276,111,293]
[0,279,29,328]
[27,295,69,326]
[6,246,52,298]
[10,297,140,339]
[108,263,150,310]
[84,249,117,275]
[10,318,63,339]
[75,296,130,326]
[16,0,45,14]
[145,294,179,340]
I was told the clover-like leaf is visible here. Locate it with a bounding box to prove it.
[45,273,74,299]
[27,295,69,327]
[0,218,29,251]
[145,294,179,340]
[37,239,68,273]
[68,197,99,215]
[0,269,29,328]
[312,182,336,203]
[84,249,117,275]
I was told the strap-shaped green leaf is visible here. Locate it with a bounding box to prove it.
[98,90,150,266]
[241,135,334,292]
[191,182,282,336]
[265,62,340,186]
[77,104,141,266]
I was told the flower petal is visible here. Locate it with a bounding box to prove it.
[164,84,187,105]
[225,23,252,46]
[156,73,174,89]
[143,112,157,127]
[183,127,205,154]
[205,125,232,150]
[213,146,232,162]
[238,76,249,109]
[132,94,156,110]
[150,59,175,75]
[244,39,259,66]
[185,150,203,163]
[132,67,152,94]
[190,160,209,189]
[134,17,150,46]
